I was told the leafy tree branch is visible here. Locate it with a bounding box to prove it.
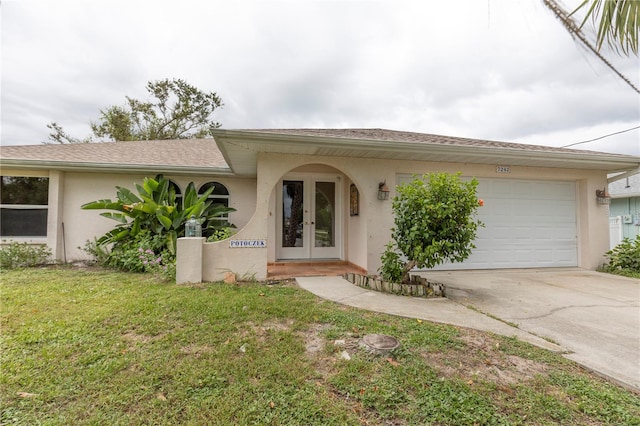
[44,78,223,144]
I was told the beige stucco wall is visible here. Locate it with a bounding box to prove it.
[4,153,612,277]
[62,173,146,260]
[196,152,611,279]
[199,158,283,281]
[1,168,256,262]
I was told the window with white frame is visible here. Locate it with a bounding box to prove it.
[0,176,49,237]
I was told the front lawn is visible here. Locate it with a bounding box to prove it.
[1,268,639,425]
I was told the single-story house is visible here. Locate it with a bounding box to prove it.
[608,171,640,248]
[2,128,639,282]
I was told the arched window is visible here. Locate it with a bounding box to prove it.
[168,180,182,207]
[198,181,230,221]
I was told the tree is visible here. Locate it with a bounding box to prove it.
[543,0,639,94]
[45,122,92,144]
[575,0,639,56]
[379,173,483,284]
[45,78,223,144]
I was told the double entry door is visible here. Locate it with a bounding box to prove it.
[277,174,342,260]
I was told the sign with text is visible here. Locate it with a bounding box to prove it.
[229,239,267,248]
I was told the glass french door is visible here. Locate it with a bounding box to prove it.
[278,175,341,260]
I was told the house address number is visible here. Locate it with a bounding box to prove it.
[229,239,267,248]
[495,166,511,173]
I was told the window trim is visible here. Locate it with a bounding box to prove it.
[1,176,50,238]
[0,204,48,210]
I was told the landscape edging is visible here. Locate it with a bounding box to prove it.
[343,273,445,298]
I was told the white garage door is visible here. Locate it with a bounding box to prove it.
[396,176,577,269]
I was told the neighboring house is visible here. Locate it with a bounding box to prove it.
[1,128,639,282]
[608,171,640,248]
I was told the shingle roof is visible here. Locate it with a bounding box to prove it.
[209,128,640,176]
[244,128,613,155]
[2,129,637,175]
[0,139,229,170]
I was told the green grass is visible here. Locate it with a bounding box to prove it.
[607,269,640,279]
[2,267,639,425]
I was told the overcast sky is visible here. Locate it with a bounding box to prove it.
[2,0,639,155]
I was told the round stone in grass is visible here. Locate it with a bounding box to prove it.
[360,334,400,356]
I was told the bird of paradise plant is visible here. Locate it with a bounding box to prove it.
[82,175,234,255]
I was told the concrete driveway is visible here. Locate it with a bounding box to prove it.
[421,268,640,391]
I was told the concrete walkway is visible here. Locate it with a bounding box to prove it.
[296,270,640,391]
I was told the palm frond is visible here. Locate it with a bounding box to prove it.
[543,0,639,94]
[573,0,639,56]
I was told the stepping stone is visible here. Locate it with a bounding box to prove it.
[359,334,400,356]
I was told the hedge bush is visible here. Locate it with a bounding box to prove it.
[0,242,52,269]
[605,236,640,274]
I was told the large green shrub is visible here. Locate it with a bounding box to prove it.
[380,173,483,283]
[605,236,640,274]
[81,175,234,278]
[82,174,234,255]
[0,242,52,269]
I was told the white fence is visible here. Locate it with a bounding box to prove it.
[609,216,623,249]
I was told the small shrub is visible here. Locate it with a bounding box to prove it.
[604,236,640,273]
[0,242,52,269]
[80,239,110,265]
[83,231,176,280]
[380,173,483,283]
[206,227,233,242]
[379,242,405,283]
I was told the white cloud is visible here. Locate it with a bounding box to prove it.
[1,0,638,155]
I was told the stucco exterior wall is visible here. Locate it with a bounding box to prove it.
[345,176,368,269]
[62,172,146,260]
[198,152,611,277]
[62,172,256,261]
[0,170,256,262]
[201,159,276,281]
[47,171,65,259]
[3,152,613,275]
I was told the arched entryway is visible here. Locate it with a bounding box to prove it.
[276,172,342,260]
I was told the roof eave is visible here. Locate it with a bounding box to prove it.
[0,159,233,176]
[608,167,640,183]
[210,134,239,175]
[211,129,640,174]
[610,192,640,199]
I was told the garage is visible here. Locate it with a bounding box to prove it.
[397,175,577,270]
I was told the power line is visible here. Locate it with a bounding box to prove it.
[562,125,640,148]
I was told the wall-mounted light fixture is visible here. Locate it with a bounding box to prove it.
[595,188,611,205]
[378,181,390,200]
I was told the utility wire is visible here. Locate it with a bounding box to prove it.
[562,125,640,147]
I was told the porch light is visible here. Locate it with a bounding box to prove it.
[378,181,390,200]
[185,215,202,237]
[595,188,611,205]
